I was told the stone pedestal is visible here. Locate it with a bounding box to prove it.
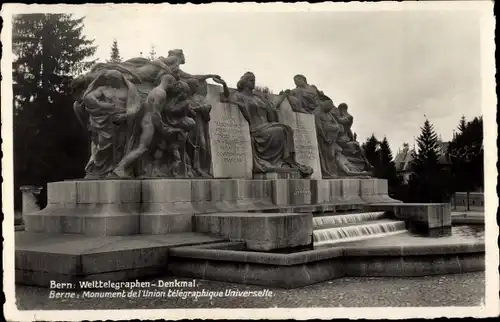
[19,186,43,226]
[24,180,141,236]
[20,186,43,214]
[25,178,395,236]
[193,212,313,251]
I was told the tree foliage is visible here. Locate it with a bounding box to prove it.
[107,39,122,63]
[448,116,484,193]
[13,13,97,210]
[362,134,380,174]
[407,119,449,202]
[378,136,399,193]
[361,134,400,197]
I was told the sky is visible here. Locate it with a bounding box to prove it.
[72,4,484,154]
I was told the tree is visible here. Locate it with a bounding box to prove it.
[362,134,380,174]
[148,45,157,61]
[378,137,399,196]
[448,116,484,209]
[458,115,468,133]
[408,119,448,202]
[107,39,122,63]
[13,14,97,210]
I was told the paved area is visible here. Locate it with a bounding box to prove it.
[15,272,484,309]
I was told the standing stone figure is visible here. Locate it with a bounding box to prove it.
[111,74,185,178]
[76,70,142,179]
[284,74,329,114]
[185,78,213,178]
[217,72,313,178]
[314,99,343,178]
[160,81,197,177]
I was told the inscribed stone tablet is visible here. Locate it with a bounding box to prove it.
[206,85,253,178]
[276,97,322,179]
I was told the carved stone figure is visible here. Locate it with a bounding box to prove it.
[159,81,197,177]
[336,152,372,178]
[72,48,224,179]
[76,69,142,179]
[284,74,329,114]
[185,78,213,178]
[314,99,343,178]
[217,72,313,178]
[337,103,355,141]
[111,74,185,178]
[331,103,373,175]
[159,49,220,83]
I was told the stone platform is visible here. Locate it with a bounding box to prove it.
[168,232,485,289]
[24,178,400,236]
[15,231,226,287]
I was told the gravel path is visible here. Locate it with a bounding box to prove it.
[15,272,484,309]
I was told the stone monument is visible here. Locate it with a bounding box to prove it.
[18,49,416,287]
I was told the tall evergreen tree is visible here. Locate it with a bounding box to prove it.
[458,115,468,133]
[409,119,447,202]
[108,39,122,63]
[448,116,484,208]
[379,138,397,176]
[362,134,380,173]
[149,45,157,61]
[378,137,400,196]
[13,13,97,210]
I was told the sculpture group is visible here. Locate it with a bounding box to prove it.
[72,49,372,180]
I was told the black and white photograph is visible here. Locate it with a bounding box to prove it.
[2,2,497,320]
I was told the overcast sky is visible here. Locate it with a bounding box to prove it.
[67,5,484,153]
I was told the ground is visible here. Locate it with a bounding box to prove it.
[15,272,484,309]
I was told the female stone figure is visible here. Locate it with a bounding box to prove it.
[185,78,213,178]
[78,69,142,178]
[314,99,343,178]
[216,72,313,178]
[285,74,329,114]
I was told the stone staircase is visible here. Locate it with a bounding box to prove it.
[313,211,407,246]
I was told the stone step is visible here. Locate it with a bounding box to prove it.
[314,218,397,230]
[313,219,407,246]
[313,211,387,228]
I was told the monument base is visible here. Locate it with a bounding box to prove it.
[24,178,399,237]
